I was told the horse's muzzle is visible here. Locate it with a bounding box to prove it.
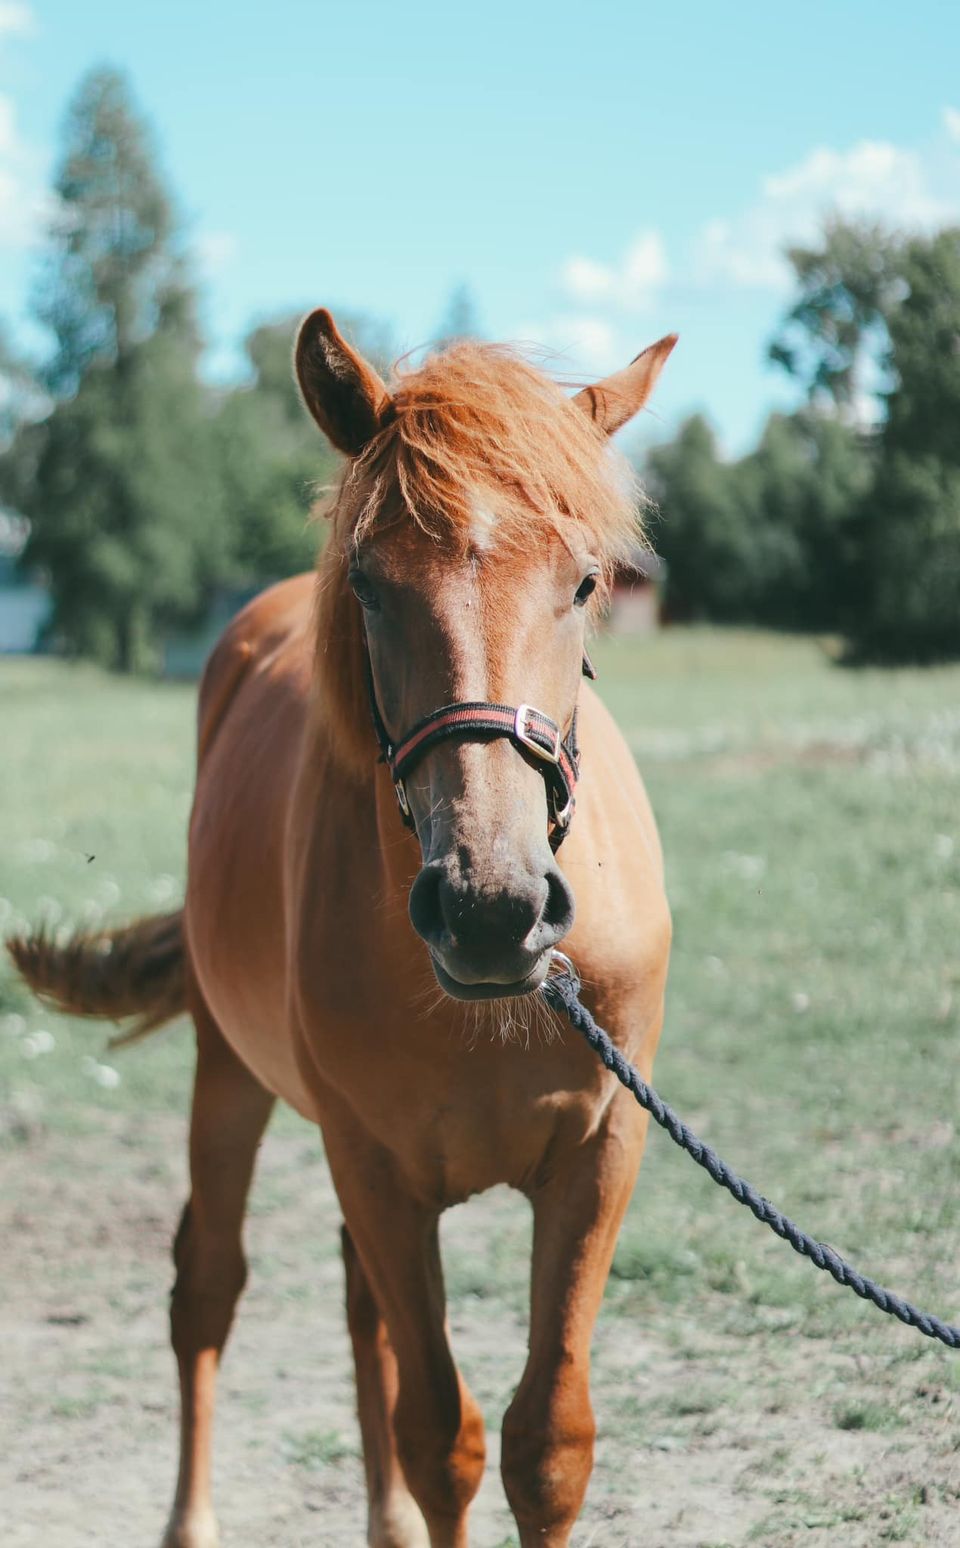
[409,857,575,999]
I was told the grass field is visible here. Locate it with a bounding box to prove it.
[2,633,960,1546]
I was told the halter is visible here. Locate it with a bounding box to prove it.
[364,651,596,852]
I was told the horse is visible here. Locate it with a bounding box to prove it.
[10,310,676,1548]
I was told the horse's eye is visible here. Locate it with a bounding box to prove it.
[348,570,380,611]
[574,573,599,608]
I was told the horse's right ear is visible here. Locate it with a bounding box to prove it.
[295,309,393,457]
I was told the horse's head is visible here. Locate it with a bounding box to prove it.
[297,310,675,1000]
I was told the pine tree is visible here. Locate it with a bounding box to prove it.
[1,67,227,670]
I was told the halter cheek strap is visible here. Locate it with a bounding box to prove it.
[364,653,592,852]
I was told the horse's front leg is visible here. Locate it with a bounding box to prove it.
[501,1096,649,1548]
[326,1127,486,1548]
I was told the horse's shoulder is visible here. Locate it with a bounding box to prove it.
[577,681,639,778]
[575,679,665,874]
[196,574,315,764]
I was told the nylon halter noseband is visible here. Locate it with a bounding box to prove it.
[363,649,596,853]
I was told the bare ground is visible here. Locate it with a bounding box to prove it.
[4,1109,959,1548]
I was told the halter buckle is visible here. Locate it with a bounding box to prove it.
[514,704,560,765]
[394,777,411,818]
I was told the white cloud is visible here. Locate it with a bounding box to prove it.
[515,313,620,375]
[697,216,784,289]
[549,315,618,369]
[562,256,613,302]
[195,229,237,276]
[695,136,958,292]
[0,10,44,251]
[0,2,33,39]
[762,140,948,223]
[529,230,667,379]
[561,230,667,312]
[0,93,47,249]
[0,93,15,154]
[520,114,960,406]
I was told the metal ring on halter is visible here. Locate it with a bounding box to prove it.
[514,703,561,764]
[552,788,574,829]
[548,949,579,990]
[394,778,411,818]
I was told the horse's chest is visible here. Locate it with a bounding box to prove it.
[306,1023,611,1203]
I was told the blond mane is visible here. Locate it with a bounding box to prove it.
[313,341,646,773]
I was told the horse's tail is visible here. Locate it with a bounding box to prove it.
[7,909,187,1048]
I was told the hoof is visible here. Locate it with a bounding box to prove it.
[160,1508,220,1548]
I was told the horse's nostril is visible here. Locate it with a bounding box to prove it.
[408,861,447,948]
[410,858,574,968]
[542,865,575,938]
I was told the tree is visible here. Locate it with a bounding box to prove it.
[34,68,189,397]
[6,330,229,668]
[645,415,748,620]
[768,217,900,416]
[644,408,871,629]
[0,324,40,448]
[432,283,482,348]
[648,217,958,652]
[0,67,228,670]
[214,315,335,580]
[853,228,960,659]
[213,308,398,580]
[730,410,871,629]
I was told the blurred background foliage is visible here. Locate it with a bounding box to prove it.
[652,219,960,657]
[1,66,959,670]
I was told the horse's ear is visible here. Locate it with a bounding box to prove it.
[295,308,393,456]
[573,334,678,437]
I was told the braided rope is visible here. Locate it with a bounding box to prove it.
[541,968,960,1351]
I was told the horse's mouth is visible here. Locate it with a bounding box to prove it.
[429,951,550,1002]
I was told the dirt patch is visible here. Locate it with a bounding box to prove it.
[4,1114,959,1547]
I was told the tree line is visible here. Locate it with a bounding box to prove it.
[1,67,957,669]
[646,218,960,660]
[0,68,476,671]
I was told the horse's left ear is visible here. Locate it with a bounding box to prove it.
[295,308,393,456]
[574,333,678,437]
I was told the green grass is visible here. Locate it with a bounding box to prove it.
[1,659,198,1129]
[283,1426,357,1468]
[2,635,960,1542]
[594,631,960,1352]
[2,638,959,1308]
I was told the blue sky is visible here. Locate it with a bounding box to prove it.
[1,0,959,454]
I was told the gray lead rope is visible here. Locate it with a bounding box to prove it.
[541,957,960,1351]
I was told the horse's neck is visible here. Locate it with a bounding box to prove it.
[294,703,418,907]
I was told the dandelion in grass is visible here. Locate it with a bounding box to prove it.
[147,873,178,905]
[22,1031,55,1058]
[82,1056,121,1089]
[18,838,56,865]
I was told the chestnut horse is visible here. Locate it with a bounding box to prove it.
[11,312,676,1548]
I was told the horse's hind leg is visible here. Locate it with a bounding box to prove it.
[161,995,274,1548]
[342,1225,430,1548]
